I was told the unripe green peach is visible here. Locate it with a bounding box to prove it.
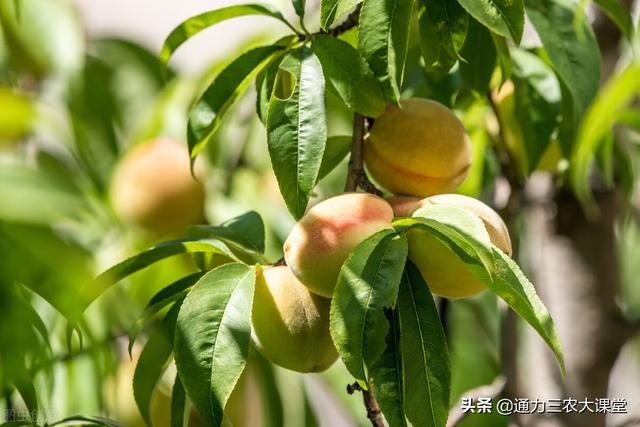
[364,98,472,197]
[284,193,394,297]
[408,194,512,298]
[110,139,205,235]
[252,266,338,373]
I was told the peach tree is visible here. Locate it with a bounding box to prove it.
[63,0,636,426]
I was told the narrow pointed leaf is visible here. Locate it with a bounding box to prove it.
[86,239,232,310]
[370,308,408,427]
[570,63,640,204]
[460,17,496,94]
[188,45,286,161]
[317,135,352,183]
[50,416,126,427]
[467,248,565,377]
[160,4,296,67]
[359,0,415,100]
[396,204,495,276]
[320,0,362,30]
[171,375,186,427]
[330,230,408,382]
[134,300,183,426]
[492,34,512,83]
[174,263,256,427]
[525,0,601,153]
[455,0,524,42]
[266,47,327,219]
[292,0,306,18]
[511,48,561,172]
[256,53,286,123]
[397,262,450,427]
[418,0,468,75]
[311,35,386,117]
[188,211,267,263]
[396,206,565,377]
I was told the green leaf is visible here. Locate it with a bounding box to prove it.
[397,208,565,377]
[174,263,256,427]
[187,44,287,162]
[266,47,327,219]
[397,262,450,427]
[134,300,183,426]
[571,62,640,203]
[292,0,306,18]
[593,0,633,40]
[188,211,267,263]
[0,87,36,141]
[455,0,524,42]
[370,308,408,427]
[311,35,386,117]
[160,4,296,67]
[511,48,561,172]
[330,230,408,382]
[359,0,415,100]
[171,375,186,427]
[492,34,512,83]
[317,135,352,182]
[467,248,565,377]
[255,53,286,124]
[252,350,285,426]
[49,416,126,427]
[128,273,206,356]
[86,239,233,312]
[396,204,495,276]
[142,273,206,320]
[459,17,496,94]
[320,0,362,30]
[418,0,468,75]
[525,0,601,153]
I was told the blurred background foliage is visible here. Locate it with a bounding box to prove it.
[0,0,639,426]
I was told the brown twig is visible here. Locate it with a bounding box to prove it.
[343,112,385,426]
[344,113,382,195]
[347,381,385,427]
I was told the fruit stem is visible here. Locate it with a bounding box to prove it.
[344,113,382,195]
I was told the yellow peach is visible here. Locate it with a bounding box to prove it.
[364,98,472,197]
[408,194,512,298]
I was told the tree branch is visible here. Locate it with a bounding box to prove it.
[347,382,385,427]
[344,113,382,195]
[343,112,384,426]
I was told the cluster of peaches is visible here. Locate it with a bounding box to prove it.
[110,98,512,374]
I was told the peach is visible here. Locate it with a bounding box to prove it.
[110,139,205,235]
[283,193,394,297]
[408,194,512,298]
[386,196,422,217]
[364,98,472,197]
[252,266,338,373]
